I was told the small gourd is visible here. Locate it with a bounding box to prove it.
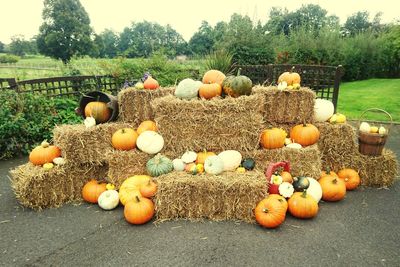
[204,155,224,175]
[278,182,294,198]
[136,131,164,154]
[241,158,255,171]
[98,190,119,210]
[146,154,173,177]
[378,126,387,135]
[175,78,202,100]
[52,157,65,166]
[292,176,310,192]
[181,151,197,164]
[84,116,96,128]
[286,143,302,149]
[172,158,185,171]
[218,150,242,171]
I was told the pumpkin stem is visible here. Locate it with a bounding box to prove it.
[41,140,50,148]
[135,195,140,202]
[325,166,331,174]
[237,68,242,76]
[301,190,308,198]
[332,178,338,184]
[262,208,269,213]
[291,66,295,73]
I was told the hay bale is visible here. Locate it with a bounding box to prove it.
[151,94,265,155]
[106,150,151,188]
[154,171,267,223]
[118,87,175,124]
[246,144,321,179]
[252,86,315,124]
[10,162,108,210]
[53,122,133,164]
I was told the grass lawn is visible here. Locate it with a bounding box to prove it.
[337,79,400,122]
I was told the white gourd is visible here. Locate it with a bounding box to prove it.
[98,190,119,210]
[314,99,334,122]
[218,150,242,171]
[136,131,164,154]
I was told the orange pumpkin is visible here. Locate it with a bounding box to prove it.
[202,70,226,86]
[139,180,158,198]
[199,83,222,99]
[84,101,111,123]
[29,140,61,165]
[260,128,287,149]
[112,128,138,150]
[143,76,159,90]
[82,180,107,204]
[320,167,338,179]
[290,123,320,147]
[281,171,293,184]
[318,175,346,202]
[278,67,301,86]
[338,168,361,191]
[195,150,216,164]
[124,196,155,224]
[267,194,288,211]
[288,191,318,219]
[255,197,287,228]
[137,120,158,135]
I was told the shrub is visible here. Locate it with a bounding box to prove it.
[0,54,20,63]
[204,50,235,74]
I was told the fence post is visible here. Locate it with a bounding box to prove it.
[332,65,344,112]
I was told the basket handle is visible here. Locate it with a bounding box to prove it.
[265,161,291,184]
[358,108,393,132]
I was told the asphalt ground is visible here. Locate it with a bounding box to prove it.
[1,126,399,266]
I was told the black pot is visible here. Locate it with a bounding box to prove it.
[75,91,119,123]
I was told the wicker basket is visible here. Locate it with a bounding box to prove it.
[358,108,392,156]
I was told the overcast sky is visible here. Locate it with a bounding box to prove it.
[1,0,399,43]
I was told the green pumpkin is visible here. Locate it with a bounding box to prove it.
[292,176,310,192]
[222,68,253,97]
[241,158,255,171]
[146,154,173,177]
[175,78,202,100]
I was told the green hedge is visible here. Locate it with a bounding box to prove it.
[0,91,81,159]
[0,54,20,63]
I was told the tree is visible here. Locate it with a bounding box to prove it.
[188,21,215,55]
[0,41,4,53]
[36,0,94,63]
[95,29,119,58]
[9,35,34,57]
[344,11,371,35]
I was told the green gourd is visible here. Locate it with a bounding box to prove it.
[241,158,256,171]
[222,68,253,97]
[292,176,310,192]
[146,154,173,177]
[175,78,202,100]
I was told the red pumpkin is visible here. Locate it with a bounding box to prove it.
[84,101,111,123]
[337,168,361,191]
[139,180,158,198]
[111,128,138,150]
[124,196,155,224]
[202,70,226,86]
[199,83,222,99]
[29,140,61,166]
[288,191,318,219]
[137,120,158,135]
[82,180,107,204]
[143,76,159,90]
[255,197,287,228]
[318,175,346,202]
[290,123,320,146]
[260,128,287,149]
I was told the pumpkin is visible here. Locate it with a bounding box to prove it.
[277,67,301,86]
[292,176,310,192]
[288,191,319,219]
[52,157,65,166]
[218,150,242,171]
[222,68,252,97]
[204,155,224,175]
[267,194,289,211]
[241,158,256,171]
[306,177,322,202]
[278,182,295,198]
[181,151,198,163]
[140,180,157,198]
[146,154,173,177]
[199,83,222,100]
[137,121,157,135]
[119,175,150,205]
[329,113,346,124]
[359,122,371,133]
[255,197,287,228]
[318,175,346,202]
[98,190,119,210]
[337,168,361,191]
[260,128,287,149]
[136,131,164,154]
[175,78,202,100]
[202,69,226,86]
[172,158,186,171]
[84,101,111,123]
[290,123,320,147]
[281,171,293,184]
[320,167,338,179]
[84,116,96,128]
[124,196,154,224]
[378,126,387,135]
[314,99,334,122]
[143,76,159,90]
[196,150,216,165]
[29,140,61,166]
[82,180,107,204]
[111,128,138,150]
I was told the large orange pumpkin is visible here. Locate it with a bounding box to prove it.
[318,175,346,202]
[199,83,222,100]
[338,168,361,191]
[278,67,301,86]
[111,128,138,150]
[202,70,226,86]
[29,140,61,165]
[195,150,216,164]
[143,76,159,90]
[290,123,320,147]
[84,101,111,123]
[137,120,158,135]
[82,180,107,204]
[288,191,319,219]
[124,196,155,225]
[255,197,287,228]
[267,194,289,211]
[260,128,287,149]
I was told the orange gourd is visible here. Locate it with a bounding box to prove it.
[288,191,319,219]
[281,171,293,184]
[290,123,320,147]
[111,128,138,150]
[124,196,155,225]
[202,70,226,86]
[84,101,111,123]
[278,67,301,86]
[29,140,61,166]
[338,168,361,191]
[195,150,216,165]
[82,180,107,204]
[260,128,287,149]
[199,83,222,99]
[143,76,159,90]
[137,120,158,135]
[318,175,346,202]
[255,197,287,228]
[139,180,158,198]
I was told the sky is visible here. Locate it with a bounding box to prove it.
[1,0,399,43]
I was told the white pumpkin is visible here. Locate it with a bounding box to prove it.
[278,182,294,198]
[175,79,202,100]
[378,126,387,135]
[286,143,302,149]
[98,190,119,210]
[284,138,292,145]
[52,157,65,165]
[314,99,334,122]
[306,177,322,203]
[204,155,224,175]
[181,151,197,163]
[218,150,242,171]
[84,116,96,128]
[172,158,185,171]
[359,122,371,133]
[136,131,164,154]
